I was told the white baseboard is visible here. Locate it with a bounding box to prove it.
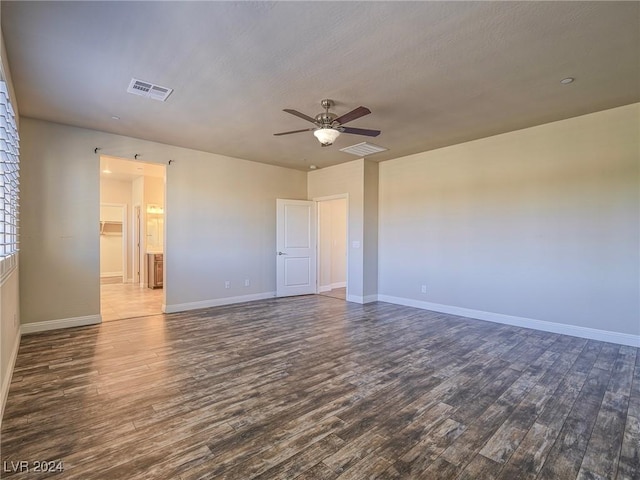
[318,282,346,293]
[100,272,122,278]
[346,294,378,304]
[163,292,276,314]
[0,328,21,429]
[21,314,102,335]
[377,295,640,348]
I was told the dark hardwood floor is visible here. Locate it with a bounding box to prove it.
[2,296,639,479]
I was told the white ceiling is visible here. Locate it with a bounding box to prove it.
[2,1,639,171]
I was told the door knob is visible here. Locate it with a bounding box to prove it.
[277,251,286,255]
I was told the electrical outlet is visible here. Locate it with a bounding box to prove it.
[225,281,230,289]
[244,279,250,287]
[421,284,427,294]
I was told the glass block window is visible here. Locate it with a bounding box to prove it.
[0,80,20,276]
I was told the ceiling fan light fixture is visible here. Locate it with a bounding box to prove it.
[314,128,340,145]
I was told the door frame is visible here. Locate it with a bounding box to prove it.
[133,205,142,285]
[98,155,167,322]
[313,193,349,298]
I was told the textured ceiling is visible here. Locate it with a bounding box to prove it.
[2,1,639,170]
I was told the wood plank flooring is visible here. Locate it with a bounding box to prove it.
[2,296,639,479]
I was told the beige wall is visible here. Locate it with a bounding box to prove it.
[165,147,305,308]
[330,200,347,286]
[379,103,640,339]
[101,177,133,205]
[318,199,347,289]
[144,176,164,207]
[308,159,379,302]
[20,120,100,324]
[0,267,19,423]
[363,161,379,297]
[309,160,364,300]
[19,118,307,323]
[0,26,21,424]
[318,201,332,289]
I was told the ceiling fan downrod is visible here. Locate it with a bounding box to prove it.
[315,99,338,128]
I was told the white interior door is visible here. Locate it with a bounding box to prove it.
[276,199,317,297]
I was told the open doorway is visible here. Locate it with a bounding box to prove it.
[316,196,348,301]
[99,155,166,321]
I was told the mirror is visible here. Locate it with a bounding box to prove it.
[146,204,164,252]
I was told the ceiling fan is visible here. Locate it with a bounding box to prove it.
[274,99,381,146]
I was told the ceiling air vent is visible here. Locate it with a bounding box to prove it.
[339,142,388,157]
[127,78,173,102]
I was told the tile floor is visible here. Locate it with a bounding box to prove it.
[100,280,164,322]
[319,287,346,300]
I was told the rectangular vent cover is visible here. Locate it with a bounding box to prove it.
[127,78,173,102]
[339,142,388,157]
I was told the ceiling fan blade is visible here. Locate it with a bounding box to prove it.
[341,126,381,137]
[334,106,371,125]
[274,128,315,136]
[283,109,317,124]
